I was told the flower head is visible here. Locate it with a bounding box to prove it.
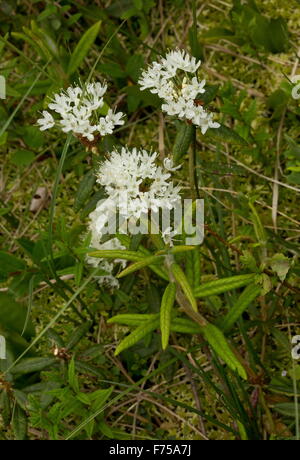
[138,49,219,134]
[95,147,181,219]
[37,81,124,143]
[86,147,182,276]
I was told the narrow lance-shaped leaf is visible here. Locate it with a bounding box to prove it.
[12,405,27,440]
[206,123,248,145]
[173,122,194,164]
[170,317,202,334]
[194,273,256,298]
[249,201,267,261]
[200,323,247,379]
[87,249,144,262]
[0,391,11,427]
[160,283,176,350]
[117,255,163,278]
[221,283,261,332]
[107,313,159,327]
[74,170,96,212]
[114,318,160,356]
[171,263,198,312]
[68,357,79,394]
[10,357,57,375]
[67,21,101,75]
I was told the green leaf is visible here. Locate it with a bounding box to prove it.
[22,126,44,148]
[194,274,256,298]
[90,387,113,412]
[201,323,247,379]
[273,403,300,418]
[67,21,101,75]
[170,317,201,334]
[206,124,247,145]
[107,313,159,327]
[125,54,144,82]
[0,391,11,427]
[0,292,35,340]
[114,318,160,355]
[68,357,80,393]
[171,263,198,312]
[117,255,163,278]
[160,283,176,350]
[221,283,261,332]
[87,249,144,262]
[12,405,27,440]
[10,357,57,375]
[173,122,194,164]
[74,170,96,212]
[249,201,267,247]
[11,149,35,167]
[269,253,290,282]
[98,419,114,438]
[0,251,26,279]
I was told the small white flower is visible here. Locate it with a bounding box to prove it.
[161,49,201,75]
[37,81,124,143]
[163,157,181,172]
[37,111,55,130]
[138,49,219,134]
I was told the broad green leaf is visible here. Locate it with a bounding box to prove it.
[11,149,35,167]
[269,253,290,282]
[67,21,101,75]
[114,318,159,356]
[194,273,256,298]
[160,283,176,350]
[201,323,247,379]
[117,255,163,278]
[221,283,261,332]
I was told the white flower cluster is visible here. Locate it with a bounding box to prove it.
[95,147,181,219]
[87,147,182,279]
[138,49,220,134]
[291,335,300,360]
[37,82,124,141]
